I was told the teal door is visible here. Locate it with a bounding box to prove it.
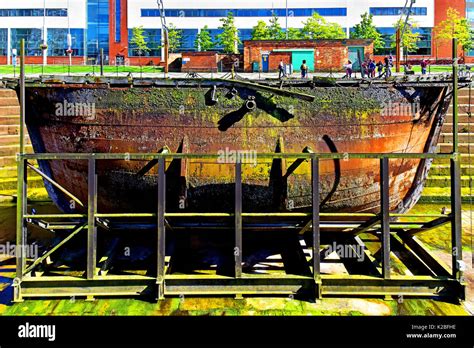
[348,47,364,72]
[291,50,314,72]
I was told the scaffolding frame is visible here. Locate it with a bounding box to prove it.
[12,39,466,302]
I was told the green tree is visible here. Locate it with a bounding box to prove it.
[287,28,302,40]
[268,13,285,40]
[251,20,270,40]
[166,24,183,53]
[391,18,420,53]
[435,7,473,53]
[217,12,241,53]
[350,12,384,50]
[301,13,346,39]
[194,25,214,51]
[130,26,150,58]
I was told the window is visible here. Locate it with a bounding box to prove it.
[87,0,109,60]
[0,29,7,56]
[0,8,67,17]
[375,27,432,56]
[180,29,198,51]
[115,0,121,42]
[11,29,42,56]
[209,29,224,51]
[141,8,347,18]
[370,7,427,16]
[48,29,85,56]
[128,29,161,57]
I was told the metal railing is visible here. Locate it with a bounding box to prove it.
[11,38,467,301]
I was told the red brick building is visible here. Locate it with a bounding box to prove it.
[433,0,471,62]
[243,39,374,72]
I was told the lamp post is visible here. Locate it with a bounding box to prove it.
[66,0,72,68]
[40,0,48,67]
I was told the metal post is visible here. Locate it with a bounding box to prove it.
[157,157,166,299]
[312,157,321,298]
[19,39,25,155]
[452,38,459,153]
[380,157,391,279]
[395,28,401,73]
[100,48,104,76]
[450,38,462,280]
[15,40,27,298]
[234,161,242,278]
[451,158,463,279]
[87,156,97,280]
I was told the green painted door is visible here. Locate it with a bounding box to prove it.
[292,51,314,72]
[348,47,364,72]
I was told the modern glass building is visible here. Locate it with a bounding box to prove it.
[0,0,470,64]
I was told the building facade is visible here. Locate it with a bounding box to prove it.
[0,0,470,65]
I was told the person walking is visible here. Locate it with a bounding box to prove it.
[300,60,308,78]
[368,59,376,78]
[344,60,353,79]
[376,61,384,78]
[384,56,392,77]
[278,60,285,79]
[420,59,428,75]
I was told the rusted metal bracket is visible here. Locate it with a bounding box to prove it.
[137,146,170,177]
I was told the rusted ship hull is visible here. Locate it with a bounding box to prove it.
[20,78,451,215]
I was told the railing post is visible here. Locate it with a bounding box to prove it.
[452,38,459,153]
[157,157,166,299]
[14,39,27,303]
[450,37,463,282]
[100,48,104,77]
[234,161,242,279]
[312,157,321,299]
[450,157,463,280]
[87,156,97,280]
[380,157,391,279]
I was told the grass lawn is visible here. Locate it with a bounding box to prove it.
[0,64,164,76]
[0,63,458,76]
[409,65,454,73]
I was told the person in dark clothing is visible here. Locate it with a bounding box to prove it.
[384,56,392,77]
[376,61,384,78]
[368,59,376,78]
[300,60,308,78]
[420,59,428,75]
[278,60,285,79]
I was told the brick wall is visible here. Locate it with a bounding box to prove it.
[181,52,219,72]
[0,56,86,65]
[433,0,467,60]
[243,39,374,72]
[268,52,292,71]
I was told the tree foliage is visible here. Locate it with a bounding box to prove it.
[194,25,214,51]
[435,7,473,52]
[390,18,420,53]
[301,13,346,39]
[251,20,270,40]
[217,12,241,53]
[166,24,183,53]
[287,28,302,40]
[350,12,384,49]
[268,13,285,40]
[130,26,150,57]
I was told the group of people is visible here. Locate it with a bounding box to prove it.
[278,59,309,79]
[277,54,431,80]
[344,54,393,79]
[344,54,431,79]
